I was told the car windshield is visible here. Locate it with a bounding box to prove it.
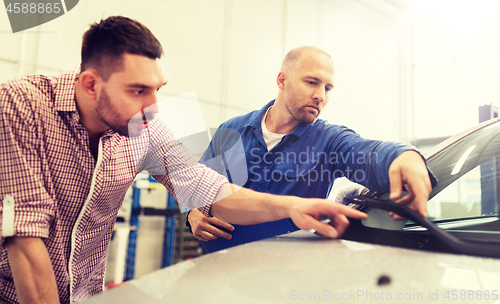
[392,120,500,251]
[424,121,500,222]
[339,120,500,257]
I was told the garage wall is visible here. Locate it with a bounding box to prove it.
[0,0,410,281]
[413,0,500,139]
[0,0,407,143]
[319,0,403,141]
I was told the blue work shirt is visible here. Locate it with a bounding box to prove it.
[199,100,435,199]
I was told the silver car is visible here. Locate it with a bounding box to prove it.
[86,118,500,304]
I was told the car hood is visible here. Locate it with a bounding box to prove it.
[85,231,500,304]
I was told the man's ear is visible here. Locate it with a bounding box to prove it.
[78,70,100,100]
[276,72,287,90]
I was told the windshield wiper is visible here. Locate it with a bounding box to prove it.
[344,195,500,258]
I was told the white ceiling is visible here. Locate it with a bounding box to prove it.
[382,0,416,11]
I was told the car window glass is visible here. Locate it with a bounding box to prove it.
[428,151,499,221]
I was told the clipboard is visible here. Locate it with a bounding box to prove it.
[200,218,297,253]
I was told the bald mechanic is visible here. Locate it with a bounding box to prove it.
[0,20,366,304]
[188,46,436,242]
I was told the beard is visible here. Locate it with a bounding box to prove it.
[283,91,319,124]
[95,87,146,138]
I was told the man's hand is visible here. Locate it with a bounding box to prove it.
[188,209,234,241]
[287,198,368,238]
[388,150,432,219]
[211,183,368,239]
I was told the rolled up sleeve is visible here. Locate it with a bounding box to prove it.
[0,83,55,247]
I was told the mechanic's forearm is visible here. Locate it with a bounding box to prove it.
[5,237,60,304]
[211,183,298,225]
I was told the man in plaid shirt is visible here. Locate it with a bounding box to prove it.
[0,16,367,304]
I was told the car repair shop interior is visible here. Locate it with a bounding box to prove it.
[1,0,499,298]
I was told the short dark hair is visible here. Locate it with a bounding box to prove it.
[81,16,163,80]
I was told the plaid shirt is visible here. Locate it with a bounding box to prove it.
[0,69,227,304]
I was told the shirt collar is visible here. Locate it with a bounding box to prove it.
[245,99,313,139]
[52,66,118,139]
[53,66,80,113]
[245,100,275,129]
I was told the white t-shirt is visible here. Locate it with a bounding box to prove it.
[261,106,286,151]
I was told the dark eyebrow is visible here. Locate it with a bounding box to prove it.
[127,84,150,90]
[126,82,168,90]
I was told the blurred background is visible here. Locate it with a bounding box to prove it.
[1,0,499,286]
[3,0,500,143]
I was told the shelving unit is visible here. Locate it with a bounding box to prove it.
[121,176,206,281]
[176,213,206,261]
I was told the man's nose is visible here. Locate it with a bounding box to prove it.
[313,88,325,103]
[143,94,159,120]
[145,102,159,114]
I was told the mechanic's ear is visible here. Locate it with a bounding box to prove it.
[277,72,286,90]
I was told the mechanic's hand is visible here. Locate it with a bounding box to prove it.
[188,209,234,241]
[388,150,432,219]
[288,199,368,238]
